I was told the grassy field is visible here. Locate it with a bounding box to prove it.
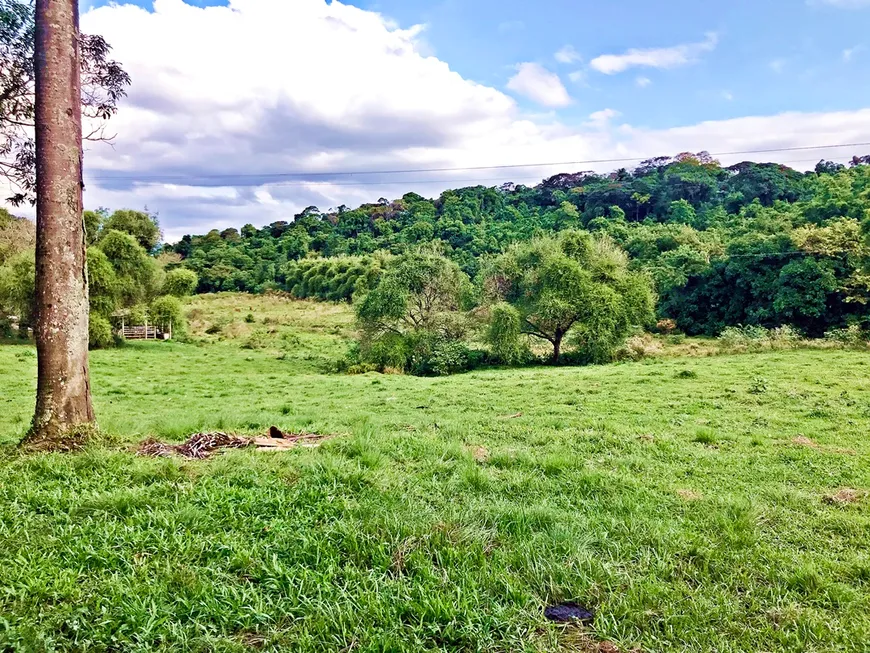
[1,295,869,652]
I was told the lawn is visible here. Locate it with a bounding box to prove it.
[0,295,868,652]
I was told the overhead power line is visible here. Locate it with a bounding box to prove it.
[85,141,870,183]
[83,154,861,189]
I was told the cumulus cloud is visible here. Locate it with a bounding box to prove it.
[589,32,718,74]
[24,0,863,243]
[586,109,621,129]
[506,63,572,108]
[554,45,582,64]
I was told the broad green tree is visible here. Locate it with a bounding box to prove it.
[485,231,655,363]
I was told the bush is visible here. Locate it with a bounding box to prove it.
[242,329,271,350]
[770,325,803,348]
[656,318,678,335]
[719,324,805,352]
[719,325,773,352]
[427,339,470,376]
[824,325,866,348]
[616,333,664,361]
[486,302,528,365]
[163,268,199,297]
[149,296,184,335]
[365,332,409,371]
[89,314,114,349]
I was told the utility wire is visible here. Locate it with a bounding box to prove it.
[84,141,870,182]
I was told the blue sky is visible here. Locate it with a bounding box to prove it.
[84,0,870,129]
[32,0,868,239]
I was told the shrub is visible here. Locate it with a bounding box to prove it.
[486,302,528,365]
[616,333,664,361]
[718,325,773,352]
[656,318,678,335]
[244,313,256,323]
[242,329,271,350]
[770,325,803,348]
[365,332,409,371]
[749,377,769,394]
[89,314,114,349]
[427,339,470,376]
[149,296,184,335]
[824,325,866,348]
[162,268,199,297]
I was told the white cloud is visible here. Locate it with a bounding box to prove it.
[568,70,587,84]
[555,45,582,64]
[636,76,652,88]
[589,32,718,74]
[586,109,621,129]
[21,0,862,242]
[722,91,734,101]
[843,45,865,61]
[506,63,572,108]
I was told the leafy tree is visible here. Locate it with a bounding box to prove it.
[163,268,198,297]
[149,295,183,334]
[0,248,33,335]
[96,230,158,306]
[486,231,655,363]
[86,247,119,319]
[356,248,472,374]
[0,0,130,204]
[102,209,162,252]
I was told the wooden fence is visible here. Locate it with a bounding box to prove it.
[118,320,172,341]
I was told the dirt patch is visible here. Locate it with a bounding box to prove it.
[469,445,489,462]
[824,488,867,505]
[556,631,637,653]
[499,412,524,419]
[677,489,703,501]
[787,436,856,455]
[792,436,819,448]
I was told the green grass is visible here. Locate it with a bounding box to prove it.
[1,296,869,651]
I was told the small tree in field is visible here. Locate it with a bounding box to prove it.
[485,231,655,364]
[355,248,472,374]
[163,268,198,297]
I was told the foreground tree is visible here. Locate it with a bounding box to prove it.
[485,231,656,363]
[1,0,130,204]
[26,0,94,446]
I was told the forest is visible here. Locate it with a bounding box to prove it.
[168,154,870,340]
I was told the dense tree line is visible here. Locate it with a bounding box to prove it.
[0,208,195,346]
[168,154,870,337]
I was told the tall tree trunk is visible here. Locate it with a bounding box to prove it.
[25,0,95,447]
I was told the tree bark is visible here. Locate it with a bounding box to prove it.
[552,332,563,364]
[25,0,95,446]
